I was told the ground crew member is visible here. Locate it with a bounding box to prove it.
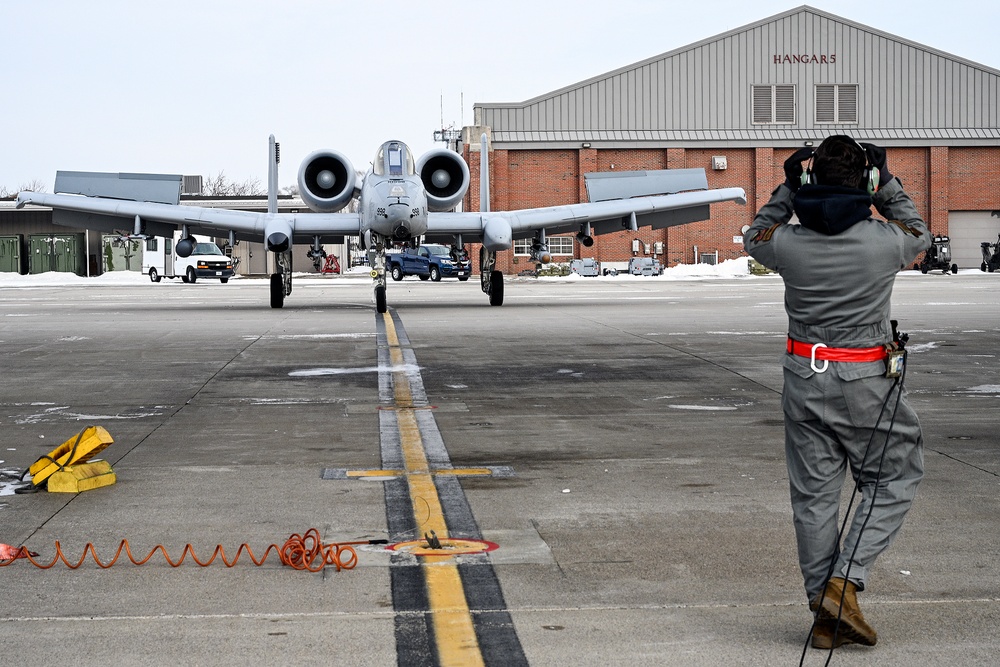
[743,135,930,649]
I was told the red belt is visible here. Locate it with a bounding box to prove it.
[787,337,889,368]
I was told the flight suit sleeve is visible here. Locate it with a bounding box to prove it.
[743,183,795,271]
[872,178,931,267]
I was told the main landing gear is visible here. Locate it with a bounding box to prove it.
[270,250,292,308]
[480,247,504,306]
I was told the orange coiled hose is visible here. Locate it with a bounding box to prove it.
[0,528,375,571]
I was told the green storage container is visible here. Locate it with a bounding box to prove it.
[0,235,24,273]
[29,233,86,276]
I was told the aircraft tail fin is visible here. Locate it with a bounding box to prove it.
[479,133,490,213]
[268,135,279,214]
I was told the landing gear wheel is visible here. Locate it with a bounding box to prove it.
[269,273,285,308]
[951,264,958,274]
[488,270,504,306]
[186,267,197,284]
[920,264,928,274]
[430,266,441,282]
[149,268,160,283]
[983,262,988,272]
[375,285,387,313]
[390,265,403,281]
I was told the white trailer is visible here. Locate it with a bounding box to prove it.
[142,233,235,284]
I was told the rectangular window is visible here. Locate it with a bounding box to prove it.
[752,84,796,124]
[513,236,575,256]
[815,84,858,123]
[549,236,574,256]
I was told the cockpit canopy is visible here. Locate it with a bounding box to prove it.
[373,141,415,178]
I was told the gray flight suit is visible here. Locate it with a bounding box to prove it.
[744,177,931,600]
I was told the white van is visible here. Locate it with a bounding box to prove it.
[142,234,235,284]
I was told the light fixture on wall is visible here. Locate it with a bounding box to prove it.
[581,142,591,148]
[804,141,814,147]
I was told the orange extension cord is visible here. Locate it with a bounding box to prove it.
[0,528,385,572]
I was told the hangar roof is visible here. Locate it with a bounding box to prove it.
[474,5,1000,149]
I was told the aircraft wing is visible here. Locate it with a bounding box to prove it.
[423,187,747,246]
[15,190,362,243]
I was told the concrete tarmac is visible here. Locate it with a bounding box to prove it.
[1,271,997,666]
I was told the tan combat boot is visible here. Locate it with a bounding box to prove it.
[812,577,877,646]
[810,618,855,650]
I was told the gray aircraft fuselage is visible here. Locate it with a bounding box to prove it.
[360,141,429,243]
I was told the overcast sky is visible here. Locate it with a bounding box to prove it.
[3,0,997,192]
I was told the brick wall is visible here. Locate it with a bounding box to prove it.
[463,144,1000,274]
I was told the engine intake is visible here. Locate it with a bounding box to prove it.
[297,149,358,213]
[417,149,470,211]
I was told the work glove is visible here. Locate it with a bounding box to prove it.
[783,147,816,192]
[861,142,894,187]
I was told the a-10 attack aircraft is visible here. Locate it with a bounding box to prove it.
[16,135,746,313]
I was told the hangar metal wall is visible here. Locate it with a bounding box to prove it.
[477,6,1000,148]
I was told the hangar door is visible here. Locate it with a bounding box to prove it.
[947,211,1000,270]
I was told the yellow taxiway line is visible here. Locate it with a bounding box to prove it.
[383,312,485,667]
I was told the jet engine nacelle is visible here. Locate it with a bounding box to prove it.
[297,149,358,213]
[417,149,470,211]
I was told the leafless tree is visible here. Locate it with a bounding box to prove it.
[201,171,266,196]
[0,180,46,198]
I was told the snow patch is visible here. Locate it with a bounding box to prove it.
[668,405,738,411]
[964,385,1000,394]
[289,364,420,377]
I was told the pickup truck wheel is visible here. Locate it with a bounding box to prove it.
[220,277,229,284]
[149,268,161,283]
[418,274,430,281]
[458,276,469,282]
[430,266,441,282]
[186,267,197,284]
[390,265,403,281]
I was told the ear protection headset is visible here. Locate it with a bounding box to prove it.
[800,137,880,195]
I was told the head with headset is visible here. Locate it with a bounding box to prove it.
[800,135,880,195]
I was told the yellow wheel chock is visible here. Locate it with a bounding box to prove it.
[28,426,117,493]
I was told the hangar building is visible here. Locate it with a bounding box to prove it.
[461,5,1000,272]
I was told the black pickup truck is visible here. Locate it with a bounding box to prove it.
[387,244,471,282]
